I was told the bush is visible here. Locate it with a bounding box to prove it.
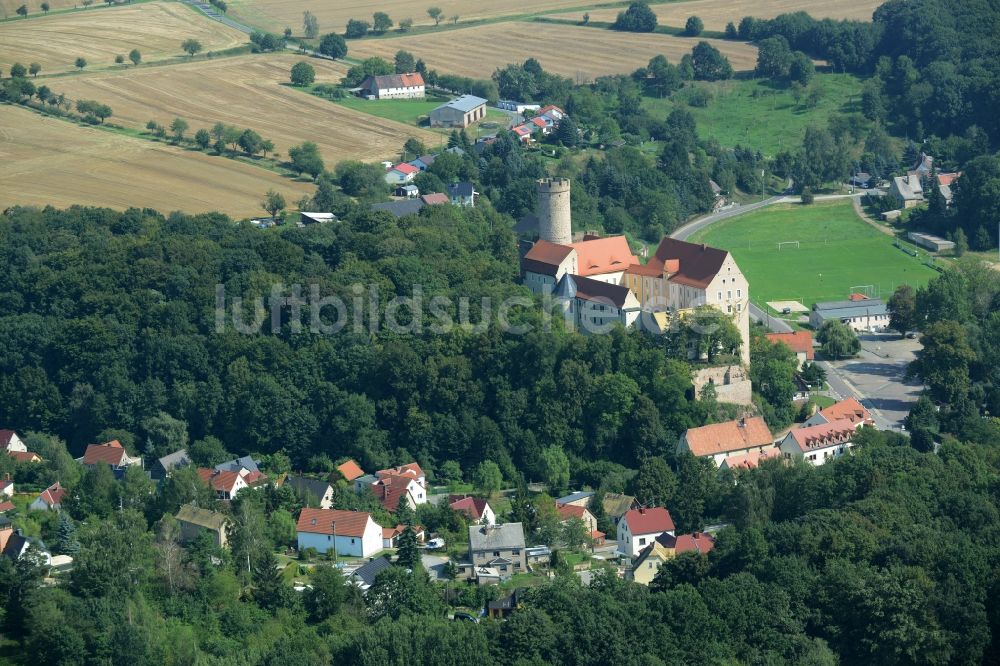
[344,18,370,38]
[687,88,710,107]
[801,187,814,204]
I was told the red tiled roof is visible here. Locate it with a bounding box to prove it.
[513,125,532,136]
[82,440,129,466]
[523,239,574,276]
[421,193,449,205]
[819,397,872,426]
[450,496,489,520]
[649,237,728,289]
[937,172,960,186]
[556,504,587,520]
[0,430,17,448]
[623,507,674,535]
[0,480,11,491]
[766,331,815,360]
[848,292,868,301]
[377,463,424,480]
[337,459,365,482]
[197,468,244,493]
[788,418,857,452]
[531,117,547,127]
[722,448,781,470]
[297,508,373,537]
[0,501,13,513]
[660,531,716,554]
[8,451,40,463]
[373,475,416,511]
[38,482,65,507]
[537,104,564,117]
[393,162,419,175]
[684,417,774,457]
[571,236,639,277]
[368,72,425,89]
[624,262,664,277]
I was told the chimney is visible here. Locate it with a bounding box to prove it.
[738,417,746,427]
[639,507,646,515]
[701,243,707,251]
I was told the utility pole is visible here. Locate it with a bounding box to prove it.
[332,521,338,564]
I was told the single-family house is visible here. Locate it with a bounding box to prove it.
[358,72,425,99]
[29,482,65,512]
[176,504,229,548]
[803,397,874,428]
[449,496,496,525]
[617,507,675,558]
[430,95,487,128]
[512,124,533,143]
[150,449,192,481]
[555,273,642,331]
[0,430,26,453]
[912,152,933,177]
[630,532,716,585]
[677,417,775,467]
[602,493,638,525]
[1,517,51,565]
[890,174,924,208]
[7,451,41,463]
[216,456,260,474]
[447,182,477,207]
[381,523,425,548]
[809,298,889,333]
[350,555,393,591]
[385,162,419,185]
[556,491,595,508]
[766,331,815,370]
[78,440,142,476]
[535,104,565,121]
[410,154,435,171]
[197,467,266,501]
[337,459,366,483]
[556,503,604,544]
[296,508,383,557]
[778,418,858,465]
[396,184,420,198]
[0,479,12,498]
[286,474,335,509]
[469,523,526,580]
[371,474,421,512]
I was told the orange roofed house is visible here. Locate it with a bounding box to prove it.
[630,531,716,585]
[369,463,427,512]
[778,418,859,466]
[556,502,604,545]
[77,440,142,477]
[337,459,365,483]
[766,331,815,370]
[677,417,775,467]
[296,508,383,557]
[197,467,267,501]
[358,72,425,100]
[804,397,874,428]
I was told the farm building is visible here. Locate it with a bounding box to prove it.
[358,73,425,99]
[809,298,888,332]
[430,95,487,128]
[907,232,955,253]
[890,175,924,208]
[300,212,335,225]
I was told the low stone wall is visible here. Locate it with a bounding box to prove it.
[692,365,752,406]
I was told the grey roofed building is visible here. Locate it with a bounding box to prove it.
[809,298,888,331]
[444,146,466,156]
[216,456,260,474]
[447,182,475,198]
[555,273,635,309]
[372,199,425,218]
[285,475,334,508]
[175,504,228,548]
[350,555,393,589]
[438,95,487,113]
[469,522,525,552]
[557,491,595,506]
[152,449,192,480]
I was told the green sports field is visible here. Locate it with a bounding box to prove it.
[689,199,940,308]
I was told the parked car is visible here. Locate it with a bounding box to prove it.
[453,612,479,623]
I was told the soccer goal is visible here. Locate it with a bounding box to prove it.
[850,284,877,298]
[777,241,800,250]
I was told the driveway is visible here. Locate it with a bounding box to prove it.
[819,333,924,430]
[422,554,450,581]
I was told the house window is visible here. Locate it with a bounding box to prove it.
[351,538,356,544]
[727,305,732,313]
[327,535,331,541]
[737,304,742,312]
[737,289,741,297]
[717,291,722,300]
[727,290,732,299]
[639,537,646,545]
[512,549,520,555]
[493,551,500,557]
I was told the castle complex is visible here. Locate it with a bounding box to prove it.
[520,178,751,386]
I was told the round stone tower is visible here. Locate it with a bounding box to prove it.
[537,178,572,245]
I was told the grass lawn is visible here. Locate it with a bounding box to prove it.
[809,394,838,409]
[332,95,448,126]
[643,73,865,156]
[689,199,940,307]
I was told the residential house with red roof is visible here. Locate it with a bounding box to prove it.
[29,482,66,512]
[384,162,419,185]
[0,430,26,453]
[677,416,776,467]
[778,418,859,465]
[359,72,425,99]
[556,502,604,544]
[803,397,874,429]
[617,507,675,558]
[630,531,716,585]
[7,451,41,463]
[766,331,815,370]
[449,496,496,525]
[296,508,383,557]
[337,459,365,483]
[719,447,782,473]
[78,440,142,476]
[0,479,12,499]
[373,463,427,508]
[197,467,267,501]
[381,523,425,549]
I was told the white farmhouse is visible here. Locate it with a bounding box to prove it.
[296,508,383,558]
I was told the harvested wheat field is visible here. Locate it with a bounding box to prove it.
[1,0,76,17]
[568,0,883,30]
[0,2,247,74]
[229,0,591,36]
[0,106,314,216]
[348,22,758,80]
[55,53,437,163]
